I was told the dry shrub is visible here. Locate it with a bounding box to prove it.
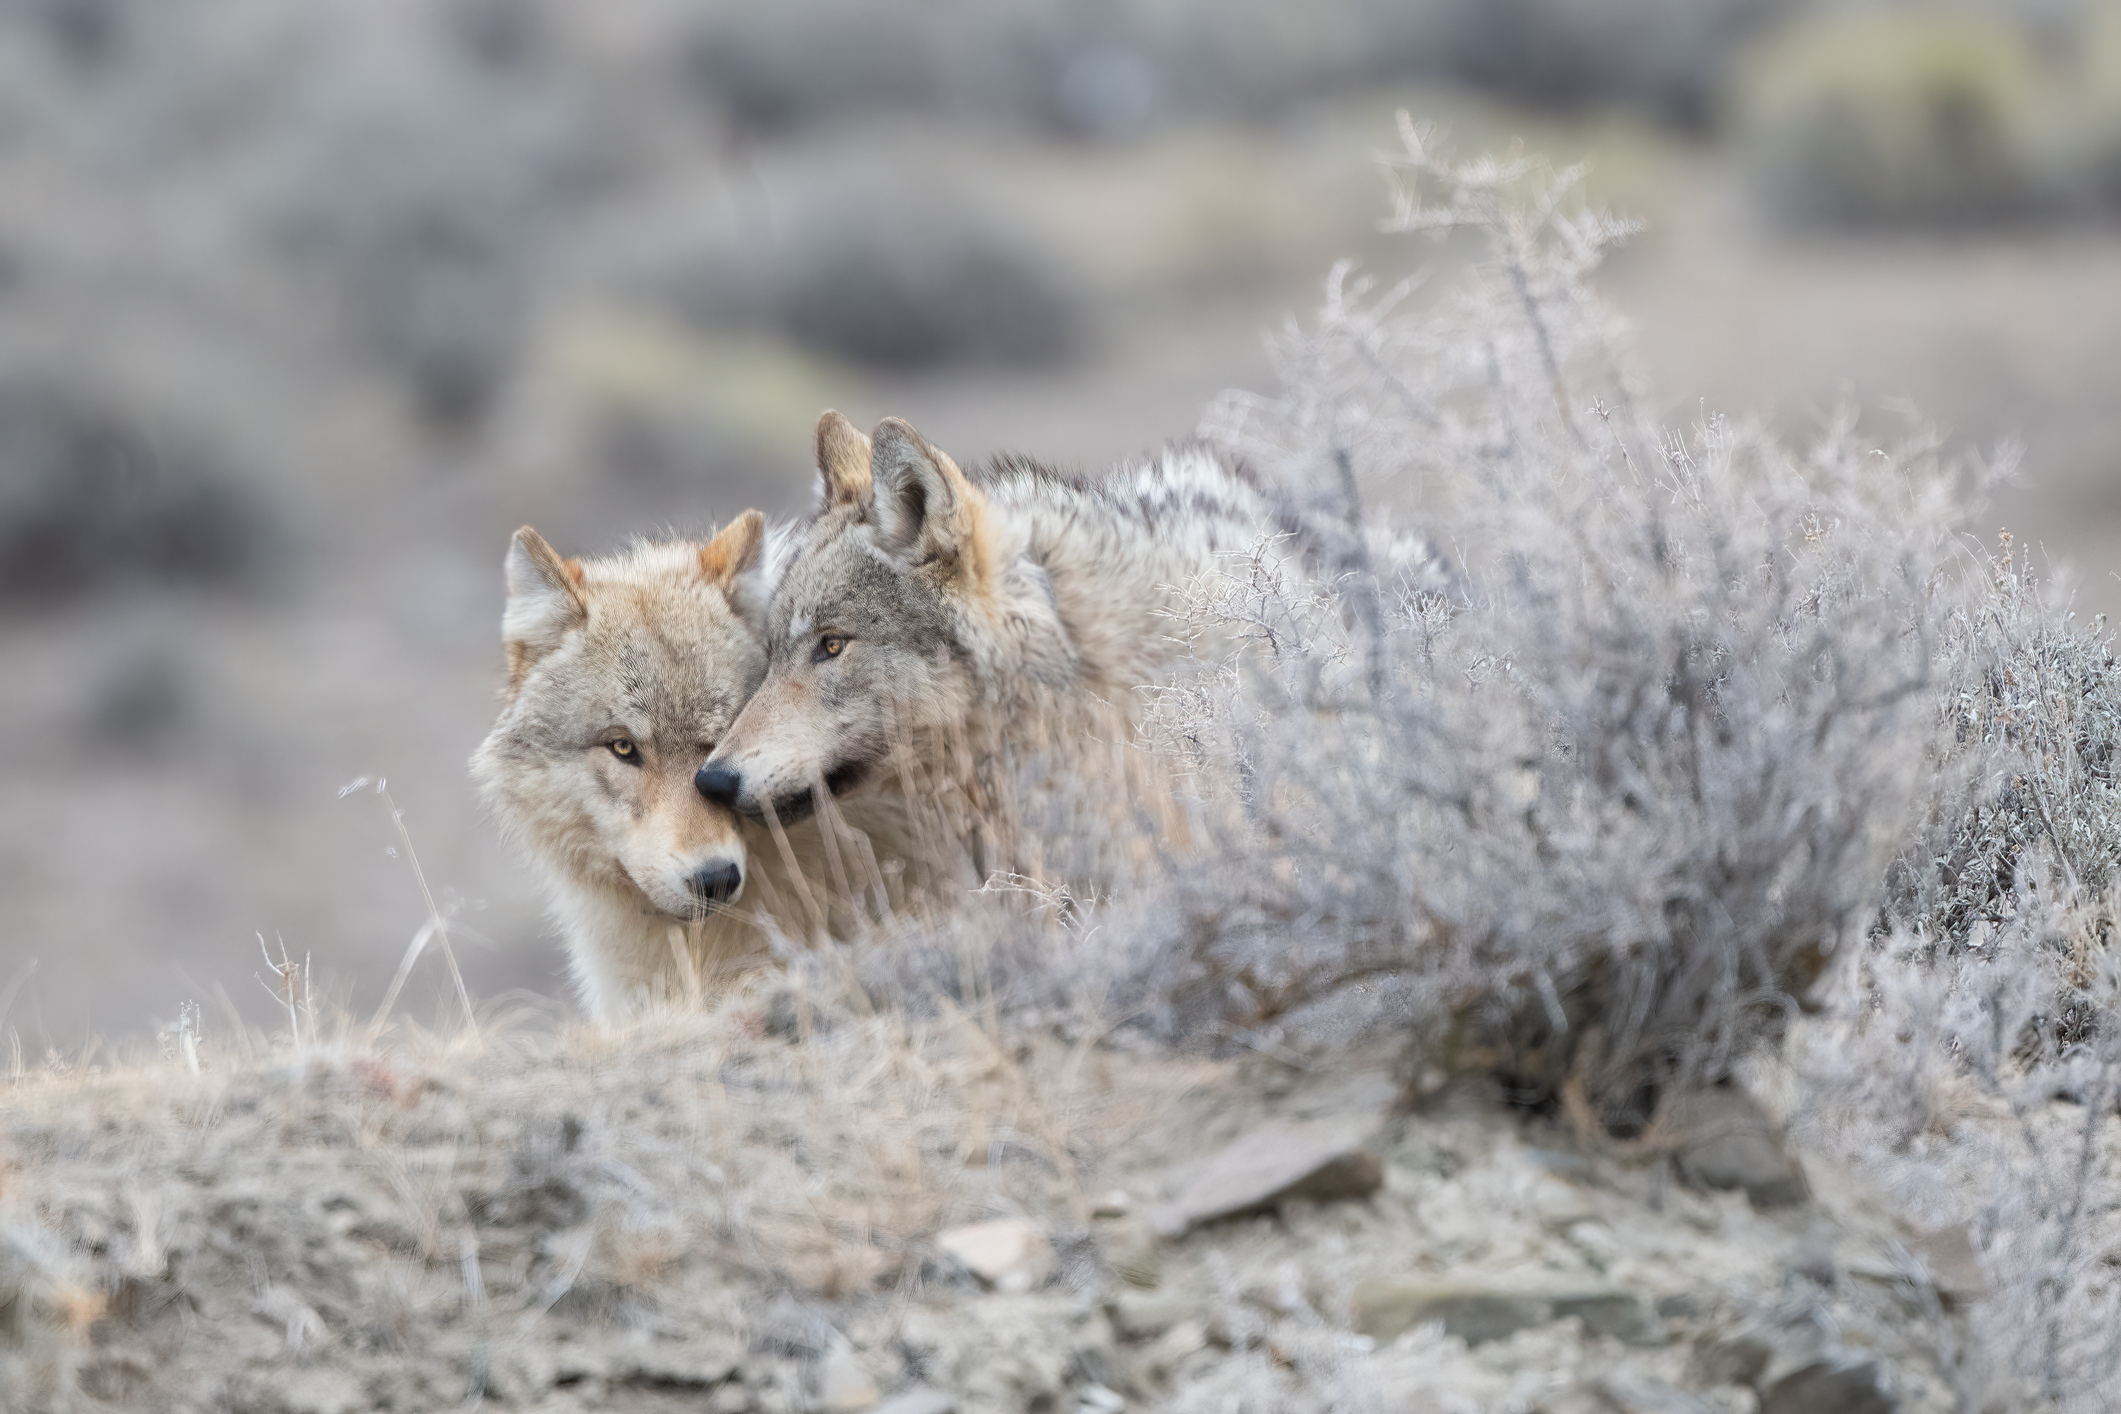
[1057,122,1984,1136]
[2076,0,2121,202]
[1425,0,1778,125]
[254,57,585,430]
[765,208,1079,372]
[1731,7,2058,225]
[1796,896,2121,1411]
[0,377,277,606]
[1795,540,2121,1410]
[672,0,1783,137]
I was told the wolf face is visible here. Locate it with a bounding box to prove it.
[473,513,771,1001]
[698,414,1015,823]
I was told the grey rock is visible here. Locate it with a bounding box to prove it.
[1350,1279,1549,1346]
[1522,1147,1597,1183]
[1696,1325,1777,1387]
[1910,1223,1985,1304]
[873,1388,955,1414]
[815,1341,880,1413]
[1531,1176,1601,1230]
[1655,1293,1708,1322]
[1787,1243,1838,1287]
[936,1219,1053,1291]
[1759,1354,1897,1414]
[620,1345,744,1388]
[1551,1291,1657,1342]
[1667,1085,1810,1210]
[1100,1219,1161,1289]
[1593,1376,1719,1414]
[1108,1289,1195,1341]
[263,1371,365,1414]
[1148,1116,1383,1237]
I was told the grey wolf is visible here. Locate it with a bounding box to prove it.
[471,512,796,1022]
[695,412,1280,865]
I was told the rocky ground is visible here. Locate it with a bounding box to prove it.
[0,973,1978,1414]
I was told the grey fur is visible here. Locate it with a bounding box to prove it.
[703,414,1278,845]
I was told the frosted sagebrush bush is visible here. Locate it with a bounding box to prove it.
[1795,912,2121,1411]
[1802,544,2121,1409]
[1112,122,1979,1131]
[1888,539,2121,964]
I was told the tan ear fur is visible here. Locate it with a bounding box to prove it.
[698,509,766,585]
[868,417,992,595]
[816,409,872,508]
[503,526,588,690]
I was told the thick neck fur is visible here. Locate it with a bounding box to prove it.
[706,431,1279,858]
[960,444,1274,699]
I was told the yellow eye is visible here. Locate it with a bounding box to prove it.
[608,737,638,761]
[815,635,848,662]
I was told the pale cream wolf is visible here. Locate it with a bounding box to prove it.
[696,412,1280,858]
[471,512,807,1022]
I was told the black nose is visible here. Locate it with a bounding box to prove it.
[695,763,742,807]
[688,860,742,904]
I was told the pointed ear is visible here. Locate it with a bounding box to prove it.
[502,527,586,686]
[816,409,872,510]
[869,418,985,577]
[697,509,765,586]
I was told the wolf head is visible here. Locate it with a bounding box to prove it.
[698,412,1006,823]
[473,511,770,919]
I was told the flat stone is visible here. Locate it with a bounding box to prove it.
[1148,1116,1383,1237]
[1550,1291,1657,1343]
[815,1342,880,1414]
[1910,1224,1985,1303]
[1350,1279,1550,1346]
[1758,1355,1897,1414]
[872,1389,954,1414]
[1654,1292,1707,1322]
[1696,1325,1777,1387]
[1108,1289,1196,1341]
[1592,1376,1718,1413]
[621,1346,743,1388]
[1102,1219,1161,1289]
[1536,1392,1614,1414]
[1666,1085,1809,1210]
[936,1219,1053,1291]
[1145,1318,1208,1374]
[1521,1147,1596,1183]
[1531,1175,1600,1231]
[1787,1244,1838,1288]
[273,1371,365,1414]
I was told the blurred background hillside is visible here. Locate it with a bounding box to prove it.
[8,0,2121,1049]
